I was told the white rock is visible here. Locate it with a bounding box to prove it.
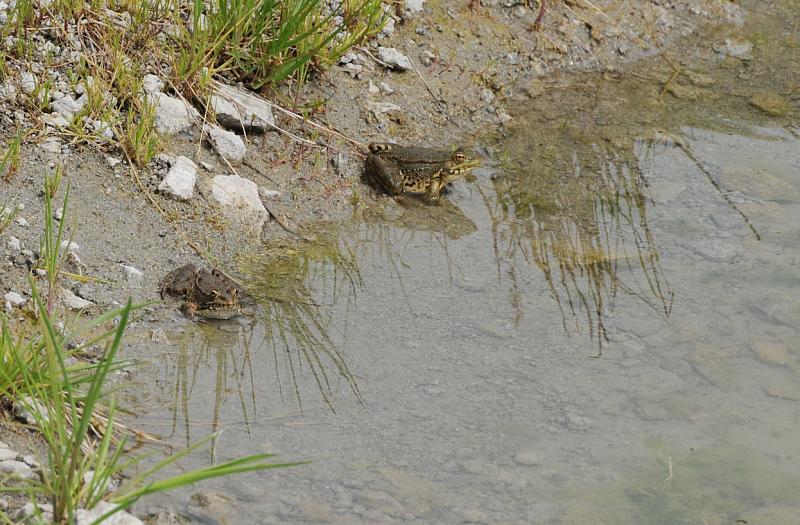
[209,82,275,132]
[211,175,269,230]
[713,38,753,59]
[4,292,25,307]
[120,264,143,284]
[14,395,48,425]
[381,16,395,36]
[19,71,36,94]
[14,502,53,523]
[0,460,36,480]
[39,137,63,154]
[142,74,165,94]
[258,187,281,199]
[54,207,64,220]
[106,156,122,167]
[379,82,395,95]
[204,125,246,162]
[42,112,69,128]
[7,236,20,251]
[367,80,380,95]
[404,0,425,13]
[0,448,17,461]
[158,156,197,200]
[20,454,40,469]
[76,502,144,525]
[377,47,412,71]
[150,92,199,135]
[339,52,357,64]
[15,216,28,227]
[92,119,114,140]
[368,101,402,117]
[51,93,87,121]
[60,240,80,253]
[61,288,94,310]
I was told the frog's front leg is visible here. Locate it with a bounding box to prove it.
[365,154,405,196]
[423,174,445,204]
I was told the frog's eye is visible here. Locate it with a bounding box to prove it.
[454,151,465,162]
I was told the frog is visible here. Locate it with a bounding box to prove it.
[364,142,479,203]
[159,263,242,320]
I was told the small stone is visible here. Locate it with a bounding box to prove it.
[7,235,20,251]
[381,17,395,37]
[0,460,36,480]
[258,187,281,199]
[39,137,63,154]
[404,0,425,13]
[92,119,114,140]
[379,82,395,95]
[368,101,402,118]
[367,80,380,95]
[53,207,64,220]
[76,503,144,525]
[749,91,790,116]
[158,156,198,201]
[106,156,122,167]
[19,71,36,94]
[419,50,436,67]
[15,217,28,227]
[211,174,269,230]
[713,37,753,59]
[142,74,165,94]
[150,92,199,135]
[51,93,88,121]
[60,240,79,253]
[377,47,412,71]
[14,502,53,522]
[61,288,94,310]
[199,161,214,171]
[42,113,69,128]
[120,264,143,285]
[4,292,25,308]
[204,125,246,162]
[20,454,40,469]
[498,110,513,124]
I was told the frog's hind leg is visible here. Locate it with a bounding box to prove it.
[365,154,405,196]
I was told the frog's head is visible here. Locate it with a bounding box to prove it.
[446,149,480,175]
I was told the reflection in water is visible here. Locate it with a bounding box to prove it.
[237,233,363,412]
[483,11,798,349]
[484,126,673,351]
[163,323,259,460]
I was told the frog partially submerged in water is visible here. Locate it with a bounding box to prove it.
[159,263,242,320]
[364,142,479,203]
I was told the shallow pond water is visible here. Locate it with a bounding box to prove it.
[130,3,799,524]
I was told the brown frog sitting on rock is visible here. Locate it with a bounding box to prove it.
[364,142,479,203]
[159,263,242,320]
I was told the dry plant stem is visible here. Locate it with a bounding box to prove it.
[534,0,548,31]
